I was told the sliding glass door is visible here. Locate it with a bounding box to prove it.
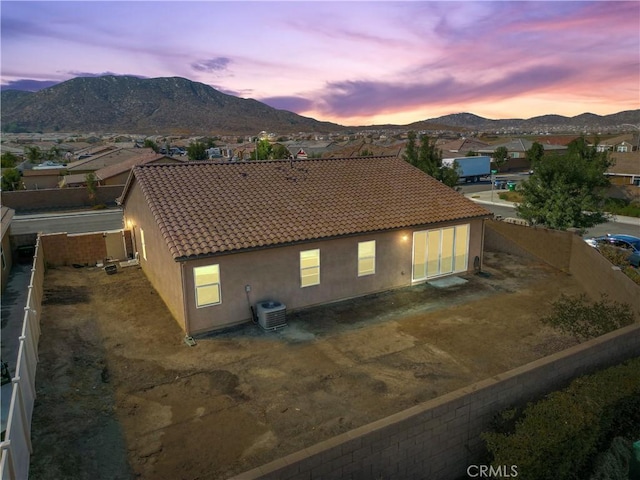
[412,224,469,282]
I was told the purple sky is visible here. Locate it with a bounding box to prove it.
[1,1,638,126]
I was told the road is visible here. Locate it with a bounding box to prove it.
[463,190,640,238]
[10,208,124,235]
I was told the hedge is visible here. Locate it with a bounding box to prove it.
[481,357,640,480]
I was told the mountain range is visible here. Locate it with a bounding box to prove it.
[1,76,638,135]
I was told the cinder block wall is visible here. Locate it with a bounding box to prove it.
[484,220,573,271]
[41,232,107,266]
[1,185,124,212]
[233,325,640,480]
[569,234,640,318]
[485,220,639,319]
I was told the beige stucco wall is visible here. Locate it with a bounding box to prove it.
[123,183,186,331]
[183,217,485,335]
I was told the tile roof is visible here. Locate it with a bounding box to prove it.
[95,152,177,181]
[123,156,492,260]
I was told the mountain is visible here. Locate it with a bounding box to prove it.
[1,75,638,135]
[0,76,345,135]
[421,110,640,131]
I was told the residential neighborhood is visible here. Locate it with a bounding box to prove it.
[2,121,639,479]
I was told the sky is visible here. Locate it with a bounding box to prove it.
[1,1,639,127]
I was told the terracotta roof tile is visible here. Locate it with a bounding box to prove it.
[128,156,491,260]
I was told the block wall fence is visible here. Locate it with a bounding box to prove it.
[40,230,133,267]
[1,185,124,212]
[234,325,640,480]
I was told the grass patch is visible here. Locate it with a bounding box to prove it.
[604,197,640,217]
[498,191,523,202]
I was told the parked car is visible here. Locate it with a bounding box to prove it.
[494,179,507,189]
[584,234,640,268]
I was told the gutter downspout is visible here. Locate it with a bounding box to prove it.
[480,218,487,272]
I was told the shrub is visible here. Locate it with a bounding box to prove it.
[541,293,633,340]
[482,358,640,480]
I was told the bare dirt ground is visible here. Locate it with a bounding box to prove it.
[29,251,584,480]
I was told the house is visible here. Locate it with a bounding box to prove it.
[607,151,640,186]
[477,138,567,171]
[119,156,492,335]
[60,151,179,187]
[438,137,491,157]
[1,206,15,292]
[64,147,155,175]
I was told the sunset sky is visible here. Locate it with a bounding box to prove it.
[1,1,638,126]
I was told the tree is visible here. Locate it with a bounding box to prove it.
[252,139,272,160]
[144,139,160,153]
[402,131,418,166]
[24,146,42,164]
[526,141,545,169]
[1,152,19,168]
[493,146,509,170]
[85,172,98,204]
[271,143,290,159]
[1,168,22,191]
[402,133,459,188]
[515,140,612,231]
[45,146,60,161]
[187,141,208,161]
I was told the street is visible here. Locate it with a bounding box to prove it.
[10,208,124,235]
[459,184,640,239]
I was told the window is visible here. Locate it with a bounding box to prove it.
[140,228,147,261]
[358,240,376,276]
[194,265,221,307]
[300,249,320,287]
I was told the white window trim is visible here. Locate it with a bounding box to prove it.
[300,249,320,287]
[357,240,376,277]
[193,264,222,308]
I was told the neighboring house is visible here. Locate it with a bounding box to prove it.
[119,156,491,336]
[1,206,15,292]
[65,147,155,175]
[607,151,640,186]
[22,168,66,190]
[477,138,567,171]
[60,150,169,187]
[438,138,490,157]
[94,152,182,186]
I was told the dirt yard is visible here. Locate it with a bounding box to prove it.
[29,251,584,480]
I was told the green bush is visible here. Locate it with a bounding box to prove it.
[604,198,640,218]
[482,358,640,480]
[541,293,633,340]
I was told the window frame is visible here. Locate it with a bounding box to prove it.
[300,249,320,287]
[357,240,376,277]
[193,264,222,308]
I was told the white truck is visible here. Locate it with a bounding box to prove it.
[442,156,491,183]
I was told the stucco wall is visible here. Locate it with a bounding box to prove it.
[122,184,186,331]
[233,324,640,480]
[183,217,484,335]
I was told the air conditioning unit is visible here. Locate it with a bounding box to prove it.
[256,300,287,331]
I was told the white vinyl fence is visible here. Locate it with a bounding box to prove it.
[1,236,44,480]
